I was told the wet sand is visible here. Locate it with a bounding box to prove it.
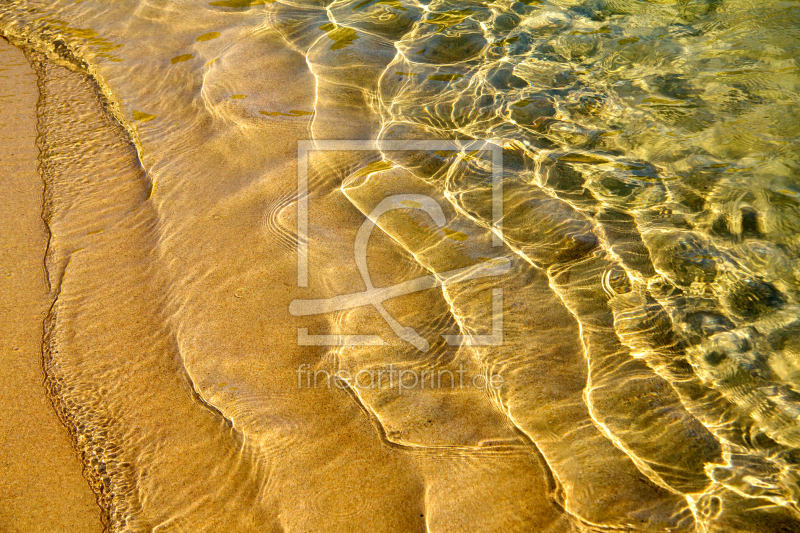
[1,0,799,530]
[0,38,102,532]
[22,33,567,532]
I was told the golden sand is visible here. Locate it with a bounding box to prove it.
[0,38,102,532]
[1,0,799,530]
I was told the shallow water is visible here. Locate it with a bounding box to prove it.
[1,0,799,531]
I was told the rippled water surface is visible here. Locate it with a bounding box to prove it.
[2,0,800,531]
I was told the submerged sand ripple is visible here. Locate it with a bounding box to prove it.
[1,0,799,531]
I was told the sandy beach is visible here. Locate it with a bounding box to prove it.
[1,1,799,531]
[0,38,101,532]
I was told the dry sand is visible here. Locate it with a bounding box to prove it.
[0,37,102,532]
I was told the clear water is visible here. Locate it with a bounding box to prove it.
[1,0,799,531]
